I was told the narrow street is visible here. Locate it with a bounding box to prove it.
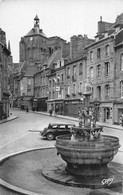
[0,108,122,195]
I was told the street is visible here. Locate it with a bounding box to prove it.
[0,108,123,195]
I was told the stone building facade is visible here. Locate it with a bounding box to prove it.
[86,14,123,124]
[12,13,123,124]
[0,28,11,119]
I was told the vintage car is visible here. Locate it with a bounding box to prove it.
[40,122,75,140]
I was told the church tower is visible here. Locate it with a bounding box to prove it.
[19,15,48,67]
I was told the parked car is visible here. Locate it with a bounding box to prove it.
[40,122,75,140]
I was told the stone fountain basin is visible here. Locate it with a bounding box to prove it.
[55,134,120,166]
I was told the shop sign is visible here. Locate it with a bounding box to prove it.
[56,86,60,92]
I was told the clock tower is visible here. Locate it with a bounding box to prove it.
[19,15,48,67]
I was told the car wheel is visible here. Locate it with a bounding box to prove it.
[46,133,54,140]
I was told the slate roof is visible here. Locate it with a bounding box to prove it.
[45,49,61,69]
[24,65,38,77]
[25,28,47,38]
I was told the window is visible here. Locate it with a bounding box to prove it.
[67,85,70,95]
[73,65,76,77]
[120,54,123,71]
[49,92,51,99]
[52,91,55,99]
[105,45,109,56]
[73,83,76,94]
[90,51,93,62]
[57,75,60,83]
[97,86,101,99]
[121,81,123,98]
[49,80,51,87]
[97,64,101,78]
[105,85,110,98]
[79,63,83,75]
[53,79,55,87]
[105,62,110,76]
[61,74,63,82]
[90,67,94,79]
[79,82,83,93]
[91,87,94,99]
[115,27,120,33]
[97,48,101,59]
[67,67,70,78]
[27,89,31,92]
[27,78,31,86]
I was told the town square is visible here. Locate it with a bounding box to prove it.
[0,0,123,194]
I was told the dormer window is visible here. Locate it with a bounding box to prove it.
[104,32,108,38]
[115,26,120,33]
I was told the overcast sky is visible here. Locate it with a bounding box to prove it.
[0,0,123,63]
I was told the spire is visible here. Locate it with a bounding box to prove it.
[8,40,11,52]
[34,14,40,27]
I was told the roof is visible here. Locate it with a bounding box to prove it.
[44,49,62,69]
[24,65,38,77]
[25,28,47,38]
[19,61,26,73]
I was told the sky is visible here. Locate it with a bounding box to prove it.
[0,0,123,63]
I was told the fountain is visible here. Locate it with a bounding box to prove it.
[54,78,122,188]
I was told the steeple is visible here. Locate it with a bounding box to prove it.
[34,14,40,27]
[25,15,47,38]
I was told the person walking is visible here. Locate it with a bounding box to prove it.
[26,106,29,113]
[49,108,53,116]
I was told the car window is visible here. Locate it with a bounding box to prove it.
[68,125,74,129]
[59,125,66,129]
[52,125,58,129]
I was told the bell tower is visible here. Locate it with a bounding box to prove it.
[34,15,40,27]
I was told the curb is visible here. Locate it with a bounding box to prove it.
[0,116,19,124]
[0,146,55,195]
[0,146,122,195]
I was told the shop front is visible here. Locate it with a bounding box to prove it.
[20,96,33,110]
[100,101,113,124]
[64,99,82,117]
[113,100,123,125]
[47,99,64,115]
[37,97,48,111]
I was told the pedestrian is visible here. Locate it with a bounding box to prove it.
[49,109,53,116]
[26,107,29,113]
